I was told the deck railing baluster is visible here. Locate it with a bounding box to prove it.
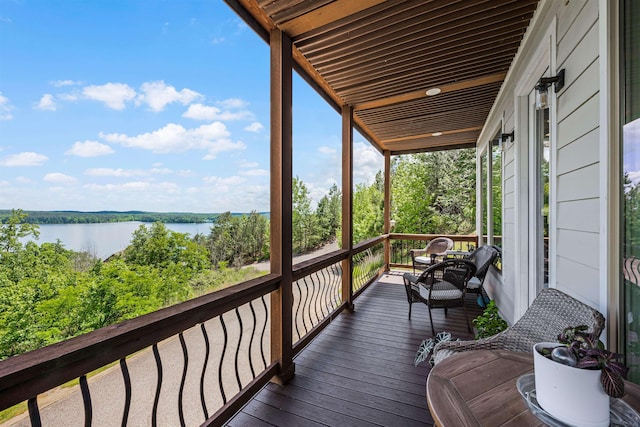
[178,332,188,427]
[27,397,41,427]
[247,301,257,378]
[218,314,228,405]
[151,343,163,427]
[233,308,243,391]
[293,281,303,340]
[259,295,268,368]
[119,358,132,427]
[79,375,92,427]
[199,323,210,420]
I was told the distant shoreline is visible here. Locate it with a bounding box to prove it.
[0,210,269,224]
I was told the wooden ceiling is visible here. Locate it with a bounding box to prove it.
[227,0,539,154]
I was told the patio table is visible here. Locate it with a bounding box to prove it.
[426,349,640,426]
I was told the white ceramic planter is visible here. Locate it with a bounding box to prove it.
[533,342,610,427]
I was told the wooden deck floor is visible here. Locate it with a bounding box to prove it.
[227,271,484,427]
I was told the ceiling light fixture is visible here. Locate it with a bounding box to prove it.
[425,88,441,96]
[535,69,565,109]
[432,132,442,137]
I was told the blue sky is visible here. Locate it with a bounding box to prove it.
[0,0,383,213]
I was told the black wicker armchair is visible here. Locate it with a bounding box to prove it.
[403,258,477,336]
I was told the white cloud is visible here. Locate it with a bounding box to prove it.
[318,146,336,155]
[353,141,383,185]
[0,92,14,120]
[35,94,57,111]
[182,103,253,121]
[85,167,172,177]
[240,168,268,177]
[51,80,81,87]
[58,92,80,102]
[0,152,48,166]
[218,98,248,109]
[202,175,246,192]
[44,172,77,184]
[211,37,225,45]
[15,176,31,183]
[83,83,136,110]
[239,160,259,168]
[84,181,180,193]
[136,80,202,112]
[244,122,263,132]
[101,122,245,157]
[66,140,115,157]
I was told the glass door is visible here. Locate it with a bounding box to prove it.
[622,0,640,384]
[528,87,551,300]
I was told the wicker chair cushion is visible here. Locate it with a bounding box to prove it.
[419,282,463,301]
[415,255,436,265]
[467,276,482,290]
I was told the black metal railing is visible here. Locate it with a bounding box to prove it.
[389,233,478,269]
[0,275,280,427]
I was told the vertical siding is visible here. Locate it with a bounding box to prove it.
[554,0,600,308]
[483,0,604,321]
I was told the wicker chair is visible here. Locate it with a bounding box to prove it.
[403,259,477,336]
[410,237,454,273]
[431,288,606,365]
[464,245,500,295]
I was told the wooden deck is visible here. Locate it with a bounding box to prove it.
[227,271,484,426]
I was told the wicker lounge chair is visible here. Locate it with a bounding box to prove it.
[431,288,606,365]
[403,259,477,336]
[410,237,454,273]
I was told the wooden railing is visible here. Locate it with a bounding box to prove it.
[388,233,479,270]
[0,233,470,426]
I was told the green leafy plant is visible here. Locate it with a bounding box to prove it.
[539,325,629,398]
[472,300,507,339]
[415,332,457,366]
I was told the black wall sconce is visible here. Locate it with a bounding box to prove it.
[501,130,515,143]
[499,130,514,151]
[535,69,565,109]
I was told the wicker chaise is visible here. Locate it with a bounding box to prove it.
[431,288,606,365]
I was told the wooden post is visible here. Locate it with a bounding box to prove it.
[383,150,391,270]
[269,28,294,384]
[341,105,354,311]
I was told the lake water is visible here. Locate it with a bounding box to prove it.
[22,222,214,260]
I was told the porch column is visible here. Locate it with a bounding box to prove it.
[269,28,294,384]
[341,105,354,310]
[383,150,391,270]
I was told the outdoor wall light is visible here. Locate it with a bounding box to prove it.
[535,69,565,109]
[500,130,514,152]
[501,130,514,143]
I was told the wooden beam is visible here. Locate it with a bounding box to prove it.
[269,28,294,384]
[381,126,483,144]
[279,0,387,38]
[353,73,507,111]
[341,104,354,311]
[383,150,391,270]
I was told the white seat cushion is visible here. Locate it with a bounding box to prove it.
[414,256,434,265]
[419,282,463,301]
[467,276,481,289]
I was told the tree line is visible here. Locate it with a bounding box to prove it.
[0,210,239,224]
[0,149,477,359]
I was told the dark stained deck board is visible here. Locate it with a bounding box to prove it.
[227,271,484,426]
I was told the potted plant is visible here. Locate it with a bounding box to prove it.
[533,325,628,426]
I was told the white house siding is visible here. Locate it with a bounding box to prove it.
[478,0,605,323]
[555,0,600,308]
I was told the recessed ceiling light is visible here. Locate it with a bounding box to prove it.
[432,132,442,137]
[425,88,441,96]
